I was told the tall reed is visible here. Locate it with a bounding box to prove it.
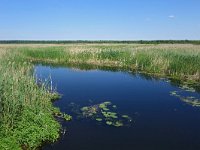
[22,44,200,82]
[0,43,200,149]
[0,48,60,149]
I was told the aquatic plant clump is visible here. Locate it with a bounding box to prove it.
[0,62,61,149]
[53,107,72,121]
[80,101,132,127]
[170,84,200,107]
[0,48,71,149]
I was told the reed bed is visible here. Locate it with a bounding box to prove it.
[22,44,200,82]
[0,48,60,149]
[0,43,200,149]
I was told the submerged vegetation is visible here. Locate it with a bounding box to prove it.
[0,43,200,149]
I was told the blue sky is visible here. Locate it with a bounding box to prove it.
[0,0,200,40]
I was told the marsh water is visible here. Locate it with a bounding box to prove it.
[35,65,200,150]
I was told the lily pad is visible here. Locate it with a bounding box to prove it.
[102,111,118,119]
[122,115,130,119]
[113,121,123,127]
[96,118,103,122]
[81,107,89,111]
[112,105,117,108]
[76,101,133,127]
[63,114,72,121]
[106,121,113,125]
[170,89,200,107]
[170,91,178,96]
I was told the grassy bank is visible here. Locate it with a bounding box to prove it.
[0,43,200,149]
[0,47,61,149]
[21,44,200,83]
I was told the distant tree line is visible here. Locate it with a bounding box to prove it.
[0,40,200,44]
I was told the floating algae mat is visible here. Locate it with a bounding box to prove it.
[70,101,132,127]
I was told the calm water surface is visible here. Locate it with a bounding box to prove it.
[35,65,200,150]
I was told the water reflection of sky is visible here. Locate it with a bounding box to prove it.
[35,65,200,150]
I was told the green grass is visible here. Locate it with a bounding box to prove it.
[0,48,61,149]
[21,44,200,82]
[0,43,200,149]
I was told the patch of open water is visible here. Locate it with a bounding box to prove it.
[35,65,200,150]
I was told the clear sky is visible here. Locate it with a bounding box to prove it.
[0,0,200,40]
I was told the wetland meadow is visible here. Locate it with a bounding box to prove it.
[0,43,200,149]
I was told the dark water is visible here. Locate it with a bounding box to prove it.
[35,65,200,150]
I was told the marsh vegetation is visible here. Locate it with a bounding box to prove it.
[69,101,132,127]
[21,44,200,84]
[0,43,200,149]
[0,46,67,149]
